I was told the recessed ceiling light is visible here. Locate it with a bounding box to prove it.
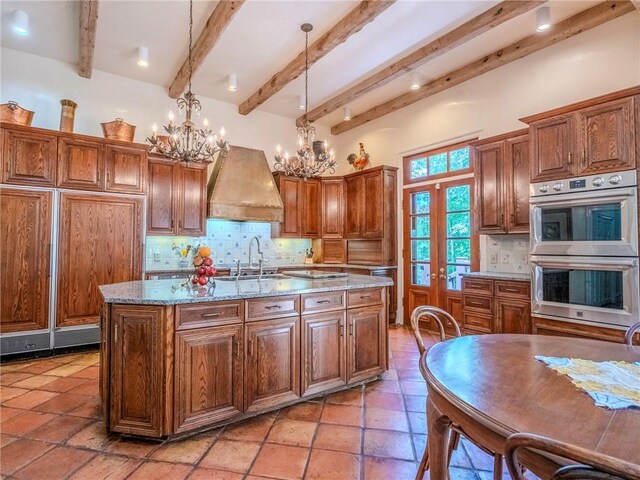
[228,73,237,92]
[343,106,352,121]
[137,46,149,67]
[410,72,421,91]
[11,10,29,36]
[298,94,306,111]
[536,6,551,32]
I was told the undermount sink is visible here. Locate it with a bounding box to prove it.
[215,274,290,281]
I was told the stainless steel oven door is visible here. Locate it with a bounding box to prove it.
[530,187,638,257]
[531,255,639,328]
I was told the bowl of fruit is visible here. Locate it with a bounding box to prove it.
[188,246,217,288]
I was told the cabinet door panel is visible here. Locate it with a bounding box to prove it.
[530,115,575,182]
[105,145,147,194]
[57,193,143,327]
[175,325,243,433]
[0,188,52,333]
[321,178,344,238]
[302,179,322,237]
[2,128,57,187]
[58,137,104,191]
[244,317,300,413]
[474,141,505,233]
[110,305,164,437]
[345,176,364,238]
[147,159,177,234]
[362,172,384,238]
[274,175,302,237]
[302,311,346,396]
[505,135,530,233]
[496,298,531,334]
[578,97,636,175]
[347,305,384,383]
[178,165,207,236]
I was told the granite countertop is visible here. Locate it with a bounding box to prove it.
[145,263,397,273]
[100,274,393,305]
[461,271,531,282]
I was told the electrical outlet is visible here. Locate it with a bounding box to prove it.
[519,253,528,264]
[501,253,510,264]
[153,250,161,263]
[489,253,498,264]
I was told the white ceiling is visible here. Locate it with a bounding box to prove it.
[1,0,603,127]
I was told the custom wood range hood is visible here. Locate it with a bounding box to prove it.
[207,145,284,222]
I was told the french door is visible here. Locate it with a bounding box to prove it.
[403,179,478,325]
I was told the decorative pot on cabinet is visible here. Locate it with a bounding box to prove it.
[101,118,136,142]
[59,99,78,133]
[1,101,34,126]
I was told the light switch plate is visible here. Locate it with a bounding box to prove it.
[501,253,510,264]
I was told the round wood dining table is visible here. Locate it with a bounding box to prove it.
[422,334,640,480]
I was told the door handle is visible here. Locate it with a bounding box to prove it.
[439,267,446,279]
[430,273,437,279]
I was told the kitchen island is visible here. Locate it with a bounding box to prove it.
[99,274,392,439]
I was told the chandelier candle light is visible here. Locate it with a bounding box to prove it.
[147,0,229,163]
[274,23,336,178]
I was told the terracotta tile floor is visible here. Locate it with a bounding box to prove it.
[0,327,520,480]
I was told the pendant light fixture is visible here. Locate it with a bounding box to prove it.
[274,23,336,178]
[147,0,229,164]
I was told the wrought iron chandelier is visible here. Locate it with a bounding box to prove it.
[274,23,336,178]
[147,0,229,163]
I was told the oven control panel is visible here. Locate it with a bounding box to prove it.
[530,170,637,197]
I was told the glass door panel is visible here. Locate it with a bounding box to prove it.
[444,184,472,291]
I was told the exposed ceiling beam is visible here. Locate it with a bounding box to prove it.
[631,0,640,8]
[331,1,635,135]
[78,0,99,78]
[169,0,245,99]
[298,0,545,127]
[238,0,395,116]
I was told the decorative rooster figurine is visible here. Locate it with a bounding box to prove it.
[347,142,370,171]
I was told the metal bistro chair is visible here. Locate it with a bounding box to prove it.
[505,432,640,480]
[624,322,640,345]
[410,305,504,480]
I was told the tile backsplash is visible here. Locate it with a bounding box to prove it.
[480,234,530,273]
[145,219,312,271]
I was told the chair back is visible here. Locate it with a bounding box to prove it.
[505,433,640,480]
[624,322,640,346]
[409,305,462,355]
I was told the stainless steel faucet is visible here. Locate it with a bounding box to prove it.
[232,259,241,280]
[248,236,267,278]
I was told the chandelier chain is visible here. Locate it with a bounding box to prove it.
[188,0,193,93]
[304,28,308,125]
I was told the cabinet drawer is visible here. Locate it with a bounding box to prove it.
[246,295,300,321]
[461,278,493,296]
[347,287,384,309]
[462,312,492,334]
[462,295,492,314]
[176,301,243,330]
[302,291,345,314]
[495,281,530,299]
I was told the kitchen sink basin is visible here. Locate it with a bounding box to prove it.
[215,274,290,281]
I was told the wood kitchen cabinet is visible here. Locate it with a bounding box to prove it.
[0,188,52,333]
[301,310,346,396]
[147,156,207,236]
[522,88,639,182]
[244,316,300,413]
[347,303,386,383]
[461,276,530,335]
[472,129,529,234]
[104,144,147,195]
[1,125,57,187]
[271,173,321,238]
[345,170,384,238]
[321,177,344,238]
[57,137,105,191]
[109,305,168,438]
[57,193,143,327]
[174,324,243,433]
[344,174,364,238]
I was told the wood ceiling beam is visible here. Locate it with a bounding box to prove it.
[78,0,99,78]
[169,1,245,99]
[238,0,395,116]
[298,0,545,126]
[331,1,635,135]
[631,0,640,9]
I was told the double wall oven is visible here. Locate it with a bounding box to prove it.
[530,169,639,329]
